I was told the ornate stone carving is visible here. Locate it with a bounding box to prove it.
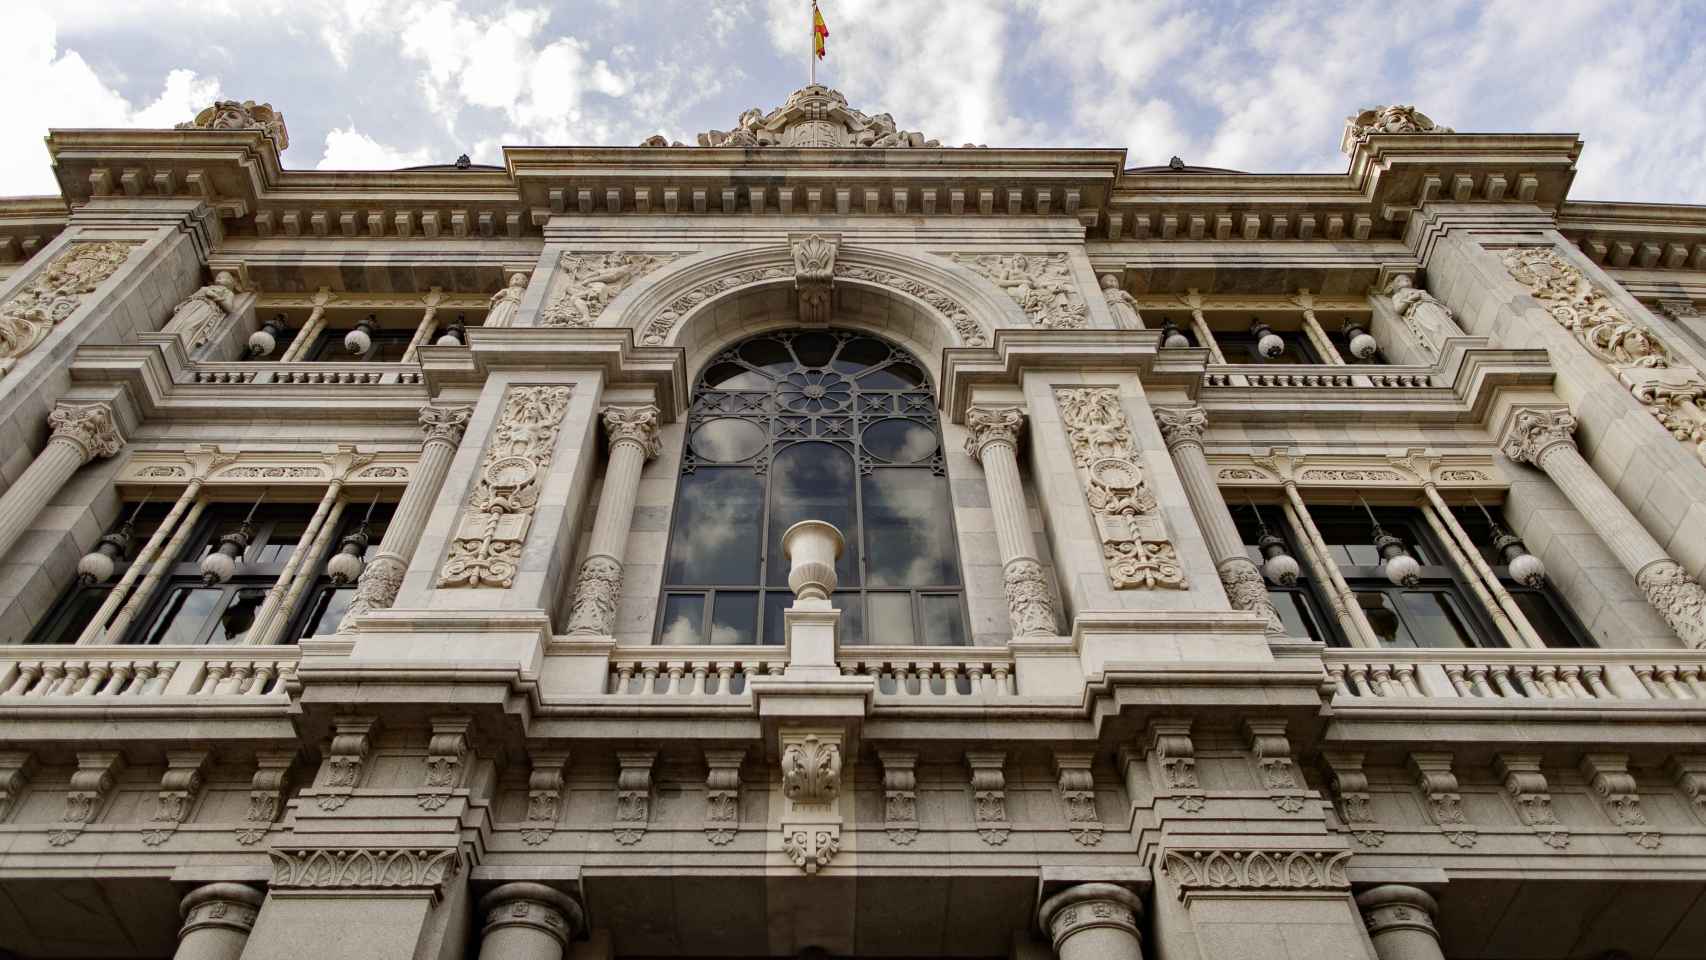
[780,730,845,873]
[142,750,209,846]
[178,100,289,149]
[479,884,583,948]
[166,272,239,349]
[48,751,122,846]
[540,252,676,327]
[1582,753,1660,849]
[1496,754,1569,848]
[268,848,461,896]
[782,825,842,875]
[792,234,838,324]
[1218,559,1284,633]
[1636,560,1706,650]
[1055,752,1102,845]
[46,403,125,462]
[1322,751,1383,847]
[641,265,791,345]
[614,751,655,845]
[1341,104,1452,153]
[419,718,470,811]
[439,385,574,589]
[317,717,373,811]
[1382,274,1458,360]
[879,750,919,844]
[1100,274,1143,330]
[836,263,987,345]
[1003,559,1057,637]
[179,884,263,940]
[1668,756,1706,826]
[1410,752,1475,847]
[602,403,662,457]
[338,554,405,631]
[1358,886,1441,946]
[1153,405,1207,450]
[1055,387,1185,589]
[1247,721,1306,814]
[521,752,569,846]
[0,752,34,823]
[966,751,1009,844]
[1,241,133,373]
[964,405,1024,459]
[1038,884,1144,952]
[566,555,623,636]
[703,749,744,846]
[782,734,842,804]
[420,403,474,447]
[485,271,529,328]
[666,84,951,149]
[1499,407,1579,465]
[1147,721,1204,813]
[1161,848,1352,894]
[953,253,1087,329]
[237,751,294,845]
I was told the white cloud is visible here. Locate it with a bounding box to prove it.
[316,126,433,170]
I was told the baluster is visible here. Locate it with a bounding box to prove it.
[228,662,257,695]
[1439,664,1468,697]
[966,664,986,695]
[688,664,708,695]
[640,663,660,695]
[102,662,134,696]
[1558,665,1589,699]
[740,664,758,694]
[665,664,685,695]
[942,665,962,696]
[614,663,634,694]
[1659,667,1689,699]
[1394,664,1423,697]
[78,663,111,696]
[1369,666,1394,698]
[917,665,936,696]
[989,664,1010,696]
[767,661,785,678]
[1344,664,1369,696]
[1513,666,1543,698]
[199,661,231,696]
[1489,666,1520,698]
[29,663,66,697]
[713,663,733,696]
[1633,666,1664,698]
[1681,666,1706,698]
[1535,665,1564,698]
[7,662,42,695]
[1582,665,1614,699]
[252,662,278,695]
[126,662,158,695]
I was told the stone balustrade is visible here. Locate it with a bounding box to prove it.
[1325,649,1706,703]
[0,646,298,698]
[189,362,424,386]
[839,649,1017,696]
[1203,368,1431,389]
[605,650,789,695]
[601,647,1017,698]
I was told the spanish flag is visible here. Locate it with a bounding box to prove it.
[813,2,829,60]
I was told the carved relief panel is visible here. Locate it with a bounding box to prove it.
[1054,387,1185,589]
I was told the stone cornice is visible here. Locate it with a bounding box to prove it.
[940,328,1192,421]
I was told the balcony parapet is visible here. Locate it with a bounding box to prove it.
[188,360,424,386]
[0,645,298,701]
[1325,648,1706,705]
[598,645,1018,701]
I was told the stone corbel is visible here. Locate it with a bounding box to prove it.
[1495,753,1568,848]
[1667,756,1706,826]
[791,233,838,324]
[1145,720,1204,813]
[878,749,919,844]
[1321,751,1382,847]
[966,750,1009,845]
[1054,750,1102,845]
[780,731,844,873]
[142,750,210,845]
[1245,720,1306,813]
[614,750,655,845]
[1409,752,1475,847]
[237,750,295,845]
[48,751,123,846]
[1581,753,1660,849]
[0,752,35,823]
[317,716,375,811]
[419,717,471,810]
[521,751,570,846]
[703,749,745,845]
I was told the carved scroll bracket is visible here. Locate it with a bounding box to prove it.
[780,730,845,874]
[791,233,838,325]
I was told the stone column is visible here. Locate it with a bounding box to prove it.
[566,404,661,635]
[277,288,331,362]
[1357,885,1445,960]
[337,403,472,631]
[964,406,1058,637]
[1501,406,1706,648]
[0,403,124,564]
[1037,883,1145,960]
[475,883,583,960]
[1154,405,1285,636]
[174,882,263,960]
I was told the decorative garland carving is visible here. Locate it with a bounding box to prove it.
[268,848,460,894]
[541,252,677,327]
[439,386,574,589]
[237,751,294,845]
[614,751,655,845]
[951,253,1087,329]
[142,751,209,846]
[967,751,1009,844]
[521,752,569,846]
[1,241,133,373]
[1582,753,1660,849]
[703,750,744,846]
[48,752,122,846]
[879,750,919,844]
[1055,753,1102,846]
[1055,388,1185,589]
[1497,754,1569,848]
[1161,848,1352,895]
[1410,752,1475,847]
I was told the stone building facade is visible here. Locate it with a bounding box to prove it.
[0,90,1705,959]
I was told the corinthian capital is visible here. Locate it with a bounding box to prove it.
[418,404,472,447]
[602,404,662,458]
[48,403,124,461]
[1154,404,1208,449]
[1499,407,1578,465]
[963,405,1025,459]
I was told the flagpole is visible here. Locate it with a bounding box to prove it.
[809,1,816,85]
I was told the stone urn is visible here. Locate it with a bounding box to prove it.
[782,520,843,601]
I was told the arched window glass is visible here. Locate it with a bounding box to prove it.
[658,329,966,646]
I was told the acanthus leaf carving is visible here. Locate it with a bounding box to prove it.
[268,848,461,898]
[836,263,987,345]
[521,752,570,846]
[0,752,35,824]
[1,242,134,374]
[1496,754,1569,848]
[1322,751,1383,847]
[316,717,374,811]
[142,750,210,846]
[792,234,838,325]
[1161,848,1352,895]
[541,252,677,327]
[1636,560,1706,651]
[878,750,919,845]
[418,718,471,811]
[1056,388,1185,590]
[782,734,842,805]
[1055,752,1103,846]
[48,751,123,847]
[48,403,125,461]
[666,84,954,149]
[703,749,745,846]
[237,751,295,845]
[565,555,623,636]
[952,252,1087,329]
[641,265,791,346]
[613,751,655,845]
[1582,753,1661,849]
[967,751,1009,844]
[1146,721,1205,814]
[780,731,846,873]
[1003,559,1058,638]
[1247,721,1306,814]
[1410,752,1476,847]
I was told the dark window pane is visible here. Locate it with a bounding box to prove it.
[920,594,966,646]
[857,361,925,390]
[790,332,838,367]
[701,361,769,390]
[862,469,959,587]
[691,419,767,462]
[1396,591,1479,648]
[830,337,890,373]
[302,587,355,639]
[862,419,938,463]
[766,444,859,588]
[833,591,864,646]
[209,588,267,644]
[709,591,759,645]
[762,591,789,646]
[867,593,915,645]
[1270,591,1327,644]
[145,587,224,645]
[1355,591,1415,647]
[666,468,764,585]
[738,337,794,375]
[255,522,308,564]
[1510,591,1587,648]
[658,594,706,645]
[28,587,111,645]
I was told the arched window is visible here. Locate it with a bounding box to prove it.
[658,329,967,646]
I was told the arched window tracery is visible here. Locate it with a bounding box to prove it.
[658,329,966,646]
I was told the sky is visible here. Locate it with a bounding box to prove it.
[4,0,1704,204]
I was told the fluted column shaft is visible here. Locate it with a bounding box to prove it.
[1357,885,1444,960]
[476,883,584,960]
[0,404,124,565]
[1038,883,1145,960]
[337,403,471,631]
[174,883,263,960]
[965,406,1056,637]
[567,405,661,635]
[1502,407,1706,648]
[1155,406,1285,636]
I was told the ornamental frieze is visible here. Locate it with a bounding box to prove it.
[1161,847,1352,894]
[540,252,678,327]
[1,241,134,375]
[1209,449,1498,487]
[1055,387,1184,590]
[951,253,1087,329]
